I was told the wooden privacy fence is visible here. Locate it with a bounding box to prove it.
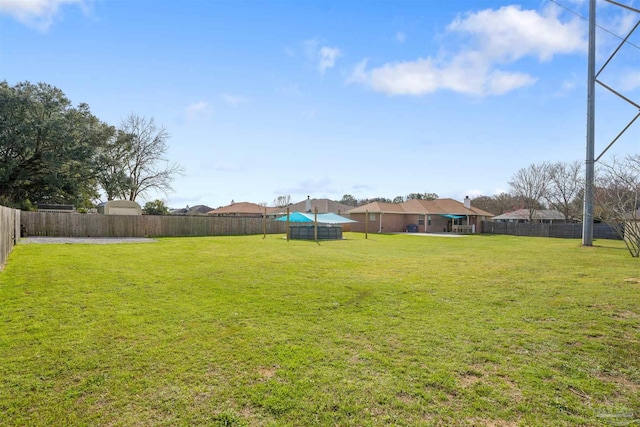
[21,212,287,238]
[0,205,20,270]
[482,221,621,240]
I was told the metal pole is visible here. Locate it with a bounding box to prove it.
[365,210,368,239]
[314,206,318,242]
[583,0,596,246]
[286,207,290,241]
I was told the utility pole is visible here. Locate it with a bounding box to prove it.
[582,0,596,246]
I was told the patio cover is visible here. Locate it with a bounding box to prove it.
[440,214,466,219]
[275,212,356,224]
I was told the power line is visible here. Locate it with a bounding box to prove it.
[604,0,640,14]
[550,0,640,51]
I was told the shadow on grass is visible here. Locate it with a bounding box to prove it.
[592,241,629,251]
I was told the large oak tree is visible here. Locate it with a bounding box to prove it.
[0,81,113,208]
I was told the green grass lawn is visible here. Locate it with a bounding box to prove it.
[1,233,638,426]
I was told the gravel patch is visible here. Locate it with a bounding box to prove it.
[20,237,157,244]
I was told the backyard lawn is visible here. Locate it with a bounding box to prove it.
[0,233,638,426]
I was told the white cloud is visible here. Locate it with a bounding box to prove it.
[303,38,342,74]
[396,31,406,43]
[447,5,585,62]
[358,58,442,95]
[221,93,248,107]
[0,0,88,31]
[350,54,537,96]
[318,46,342,73]
[185,101,213,122]
[349,5,585,97]
[487,70,538,95]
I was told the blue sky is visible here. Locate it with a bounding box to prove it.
[1,0,638,209]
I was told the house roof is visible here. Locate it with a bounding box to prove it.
[208,198,356,216]
[283,198,354,214]
[186,205,213,215]
[492,208,565,221]
[347,201,404,214]
[207,202,280,215]
[347,198,493,216]
[171,205,213,215]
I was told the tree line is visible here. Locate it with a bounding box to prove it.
[0,81,182,210]
[338,192,440,207]
[473,161,584,222]
[477,157,639,257]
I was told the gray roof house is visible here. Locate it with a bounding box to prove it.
[280,197,354,215]
[491,208,566,224]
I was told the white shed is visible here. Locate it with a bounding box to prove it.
[97,200,142,216]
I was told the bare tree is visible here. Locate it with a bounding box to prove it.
[114,114,183,201]
[273,195,291,207]
[97,130,133,201]
[508,162,551,222]
[596,154,640,257]
[471,193,522,216]
[545,161,583,222]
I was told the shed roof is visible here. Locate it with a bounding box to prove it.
[97,200,141,208]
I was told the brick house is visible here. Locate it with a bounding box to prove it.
[347,197,493,234]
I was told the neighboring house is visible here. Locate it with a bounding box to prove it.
[170,205,212,215]
[491,209,566,224]
[96,200,142,215]
[207,202,280,218]
[347,196,493,233]
[281,197,354,215]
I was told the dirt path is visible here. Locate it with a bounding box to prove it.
[20,237,156,244]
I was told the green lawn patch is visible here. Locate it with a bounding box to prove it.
[1,233,638,426]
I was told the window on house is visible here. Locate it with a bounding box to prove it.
[418,218,425,225]
[369,213,376,220]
